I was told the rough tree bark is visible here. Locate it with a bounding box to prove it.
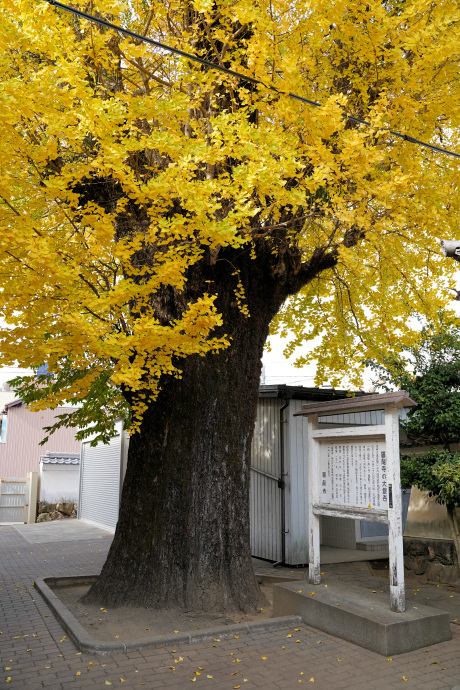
[83,242,336,612]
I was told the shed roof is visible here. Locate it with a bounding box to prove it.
[258,384,369,401]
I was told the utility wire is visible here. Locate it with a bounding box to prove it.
[44,0,460,161]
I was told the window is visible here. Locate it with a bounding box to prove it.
[0,413,7,443]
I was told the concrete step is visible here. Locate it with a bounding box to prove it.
[356,540,388,552]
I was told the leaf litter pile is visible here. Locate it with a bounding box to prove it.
[49,582,274,642]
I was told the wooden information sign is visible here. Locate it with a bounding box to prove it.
[295,391,416,613]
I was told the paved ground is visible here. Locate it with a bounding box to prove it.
[14,519,388,564]
[1,524,460,690]
[12,521,114,544]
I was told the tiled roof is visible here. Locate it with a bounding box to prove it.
[40,452,80,465]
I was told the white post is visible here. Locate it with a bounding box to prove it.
[307,414,321,584]
[385,405,405,612]
[25,472,39,524]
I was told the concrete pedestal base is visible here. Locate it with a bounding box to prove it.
[273,580,451,656]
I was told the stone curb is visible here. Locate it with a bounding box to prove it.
[34,575,302,656]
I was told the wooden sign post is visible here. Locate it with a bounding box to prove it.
[295,391,416,613]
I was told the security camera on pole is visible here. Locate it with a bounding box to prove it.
[441,241,460,300]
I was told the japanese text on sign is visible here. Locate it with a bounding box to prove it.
[319,441,387,509]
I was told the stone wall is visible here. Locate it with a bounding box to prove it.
[36,501,77,522]
[404,536,459,586]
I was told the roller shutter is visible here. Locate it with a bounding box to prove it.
[79,435,121,531]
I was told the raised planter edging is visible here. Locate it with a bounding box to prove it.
[34,575,301,656]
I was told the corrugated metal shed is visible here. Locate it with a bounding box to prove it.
[250,386,368,565]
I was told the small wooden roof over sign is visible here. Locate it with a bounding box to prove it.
[294,390,416,417]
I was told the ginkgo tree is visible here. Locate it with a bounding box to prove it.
[1,0,460,612]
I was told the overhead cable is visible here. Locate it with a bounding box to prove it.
[44,0,460,161]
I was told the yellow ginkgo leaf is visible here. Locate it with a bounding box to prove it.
[309,679,314,683]
[60,636,66,642]
[6,678,12,683]
[207,675,213,679]
[76,671,81,676]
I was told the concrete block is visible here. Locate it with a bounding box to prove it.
[273,580,451,656]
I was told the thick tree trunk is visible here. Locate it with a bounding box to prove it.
[83,253,293,612]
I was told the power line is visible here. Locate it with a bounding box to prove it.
[43,0,460,161]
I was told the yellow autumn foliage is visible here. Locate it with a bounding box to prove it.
[0,0,459,428]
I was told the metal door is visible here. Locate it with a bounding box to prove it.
[0,479,26,522]
[79,435,121,531]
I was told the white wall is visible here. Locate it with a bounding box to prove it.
[39,464,80,504]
